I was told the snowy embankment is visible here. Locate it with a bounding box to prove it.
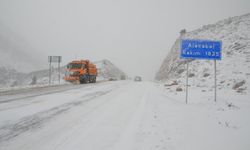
[95,59,127,81]
[155,13,250,94]
[0,81,249,150]
[159,83,250,150]
[0,65,67,91]
[154,13,250,149]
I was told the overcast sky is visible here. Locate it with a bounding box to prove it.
[0,0,249,79]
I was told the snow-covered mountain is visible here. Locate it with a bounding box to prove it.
[95,59,127,80]
[155,13,250,93]
[0,66,26,87]
[0,66,65,89]
[20,66,66,86]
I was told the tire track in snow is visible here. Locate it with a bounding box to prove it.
[111,87,149,150]
[0,90,111,143]
[0,82,103,104]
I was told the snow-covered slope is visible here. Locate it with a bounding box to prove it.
[155,13,250,93]
[0,66,26,87]
[0,23,47,89]
[0,67,65,90]
[95,59,127,80]
[20,66,67,86]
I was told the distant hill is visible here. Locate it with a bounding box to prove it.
[0,59,127,89]
[0,66,26,88]
[95,59,127,80]
[155,13,250,93]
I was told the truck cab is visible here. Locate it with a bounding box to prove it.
[64,60,97,84]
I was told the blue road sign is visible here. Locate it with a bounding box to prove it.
[181,39,222,60]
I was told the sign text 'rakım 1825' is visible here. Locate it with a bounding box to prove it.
[181,39,222,60]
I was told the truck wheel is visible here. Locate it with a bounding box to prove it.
[89,76,93,83]
[80,76,87,84]
[80,79,86,84]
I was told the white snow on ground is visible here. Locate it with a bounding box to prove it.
[159,83,250,150]
[0,81,249,150]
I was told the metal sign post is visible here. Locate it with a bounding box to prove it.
[49,57,52,84]
[180,39,222,103]
[214,60,217,102]
[58,61,60,84]
[186,60,189,104]
[48,56,62,85]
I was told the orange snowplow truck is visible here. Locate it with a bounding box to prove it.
[64,60,97,84]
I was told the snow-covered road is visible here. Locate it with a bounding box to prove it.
[0,81,249,150]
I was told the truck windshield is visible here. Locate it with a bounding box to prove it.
[67,63,82,69]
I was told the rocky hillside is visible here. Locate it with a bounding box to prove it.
[0,66,26,87]
[0,66,66,89]
[95,59,127,80]
[155,13,250,93]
